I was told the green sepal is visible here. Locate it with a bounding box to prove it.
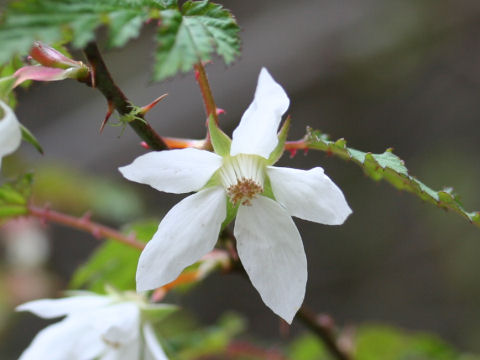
[267,116,290,165]
[0,76,16,101]
[141,303,178,323]
[208,115,231,157]
[21,124,44,154]
[220,198,238,231]
[261,175,276,201]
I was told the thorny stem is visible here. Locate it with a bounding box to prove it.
[82,42,168,150]
[194,62,218,149]
[297,307,354,360]
[28,205,145,250]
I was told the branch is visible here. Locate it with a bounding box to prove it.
[297,306,353,360]
[194,62,218,149]
[28,205,145,250]
[82,42,168,150]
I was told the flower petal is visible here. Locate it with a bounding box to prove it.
[267,166,352,225]
[0,100,21,163]
[13,66,76,87]
[16,294,112,319]
[230,68,290,159]
[143,323,169,360]
[136,187,226,291]
[234,196,307,323]
[90,302,140,344]
[119,148,223,194]
[19,317,104,360]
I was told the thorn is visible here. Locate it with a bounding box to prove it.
[194,69,200,81]
[80,211,92,223]
[288,149,297,158]
[216,107,226,115]
[303,148,309,156]
[326,148,333,157]
[140,141,150,149]
[100,101,115,133]
[152,288,167,302]
[139,93,168,115]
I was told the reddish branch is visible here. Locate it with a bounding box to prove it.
[82,42,168,150]
[28,205,145,250]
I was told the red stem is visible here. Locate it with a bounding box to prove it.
[28,205,145,250]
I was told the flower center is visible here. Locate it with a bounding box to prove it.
[219,154,265,206]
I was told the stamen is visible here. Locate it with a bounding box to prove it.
[219,154,265,206]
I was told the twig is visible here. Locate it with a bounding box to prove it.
[194,62,218,149]
[28,205,145,250]
[82,42,168,150]
[297,306,353,360]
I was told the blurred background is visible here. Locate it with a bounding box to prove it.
[1,0,480,358]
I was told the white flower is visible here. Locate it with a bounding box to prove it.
[119,68,352,323]
[0,100,21,169]
[16,291,173,360]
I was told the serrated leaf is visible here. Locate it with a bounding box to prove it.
[154,0,240,80]
[70,220,157,293]
[305,128,480,228]
[0,0,163,64]
[0,173,33,219]
[1,0,240,81]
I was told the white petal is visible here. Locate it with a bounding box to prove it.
[143,323,169,360]
[267,166,352,225]
[0,100,21,161]
[230,68,290,159]
[136,187,226,291]
[90,302,140,344]
[19,317,104,360]
[16,294,112,319]
[234,196,307,323]
[119,148,223,194]
[100,339,140,360]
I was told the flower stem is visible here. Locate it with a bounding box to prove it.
[297,306,354,360]
[194,62,218,150]
[82,42,168,150]
[27,205,145,250]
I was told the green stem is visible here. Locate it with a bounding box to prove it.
[82,42,167,150]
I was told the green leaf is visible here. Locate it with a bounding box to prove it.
[305,128,480,228]
[356,325,457,360]
[208,115,231,157]
[0,0,162,64]
[0,173,33,219]
[0,0,240,81]
[267,116,291,165]
[154,0,240,80]
[70,220,157,293]
[20,124,43,154]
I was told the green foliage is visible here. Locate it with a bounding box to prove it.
[167,313,246,359]
[356,325,460,360]
[0,0,240,80]
[289,326,480,360]
[70,220,157,293]
[0,173,33,219]
[33,164,144,222]
[154,0,240,80]
[305,128,480,228]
